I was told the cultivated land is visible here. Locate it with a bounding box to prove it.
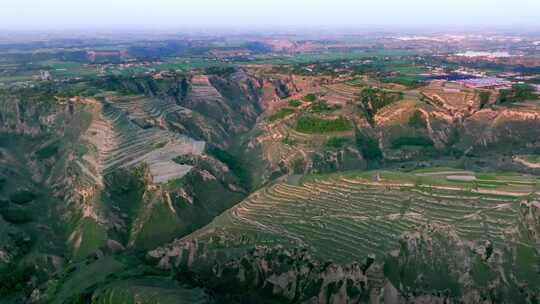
[99,96,205,182]
[196,169,538,263]
[1,32,540,303]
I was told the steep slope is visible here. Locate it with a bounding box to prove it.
[0,76,261,301]
[94,70,283,149]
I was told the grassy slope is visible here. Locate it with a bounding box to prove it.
[199,168,536,263]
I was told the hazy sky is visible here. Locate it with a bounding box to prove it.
[1,0,539,30]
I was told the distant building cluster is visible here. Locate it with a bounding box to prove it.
[456,77,512,89]
[455,51,512,58]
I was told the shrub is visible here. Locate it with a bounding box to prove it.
[302,94,317,102]
[325,137,349,148]
[479,91,491,109]
[10,190,36,204]
[391,136,434,149]
[311,101,333,113]
[207,146,250,189]
[288,99,302,107]
[282,136,298,146]
[204,66,236,76]
[357,87,403,124]
[166,177,185,190]
[292,159,305,174]
[36,143,59,159]
[269,108,295,121]
[498,84,538,104]
[356,132,382,161]
[408,110,427,129]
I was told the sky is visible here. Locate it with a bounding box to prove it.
[0,0,539,30]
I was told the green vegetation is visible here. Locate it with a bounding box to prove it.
[288,99,302,107]
[72,217,107,260]
[0,205,33,223]
[35,142,60,159]
[515,241,539,283]
[91,278,208,304]
[3,36,540,304]
[310,100,340,113]
[391,136,434,149]
[207,146,250,189]
[48,254,207,304]
[39,61,99,78]
[382,75,425,87]
[302,94,317,102]
[268,108,295,121]
[479,91,491,109]
[204,66,236,76]
[131,197,184,250]
[296,115,351,134]
[50,256,125,303]
[242,49,410,66]
[166,177,185,190]
[356,131,382,161]
[205,168,535,266]
[292,158,305,174]
[357,87,403,124]
[282,135,298,146]
[0,264,36,297]
[498,84,539,104]
[9,190,36,204]
[408,110,427,129]
[325,137,349,148]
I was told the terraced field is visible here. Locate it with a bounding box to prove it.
[187,75,226,104]
[106,96,187,126]
[267,121,352,143]
[199,169,538,264]
[81,96,205,184]
[420,83,479,113]
[321,83,361,104]
[257,116,355,173]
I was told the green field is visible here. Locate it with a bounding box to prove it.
[296,115,352,133]
[158,49,418,71]
[35,60,98,77]
[197,169,537,264]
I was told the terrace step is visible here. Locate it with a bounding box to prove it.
[211,175,524,264]
[84,98,205,184]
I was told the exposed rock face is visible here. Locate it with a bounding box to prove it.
[212,247,373,304]
[310,148,366,174]
[0,95,63,136]
[150,242,376,304]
